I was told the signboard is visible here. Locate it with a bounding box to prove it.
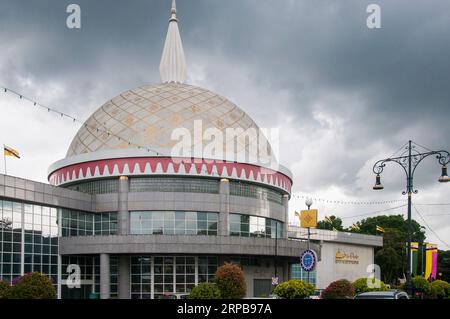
[335,248,359,265]
[300,249,316,272]
[300,209,318,228]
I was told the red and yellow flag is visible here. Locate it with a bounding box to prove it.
[4,145,20,159]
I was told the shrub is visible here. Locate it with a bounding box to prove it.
[188,283,221,299]
[321,279,355,299]
[429,280,450,299]
[273,280,315,299]
[411,276,430,297]
[0,281,11,299]
[352,278,388,294]
[214,263,246,299]
[9,272,56,299]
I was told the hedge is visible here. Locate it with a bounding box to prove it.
[273,280,315,299]
[352,277,388,294]
[188,283,221,299]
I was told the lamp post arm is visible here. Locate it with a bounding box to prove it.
[410,150,450,177]
[373,158,409,192]
[373,150,450,194]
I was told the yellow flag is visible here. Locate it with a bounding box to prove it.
[376,225,385,233]
[4,145,20,159]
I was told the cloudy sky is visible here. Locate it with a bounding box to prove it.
[0,0,449,247]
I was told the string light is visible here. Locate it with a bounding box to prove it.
[291,193,407,206]
[1,86,446,210]
[1,85,161,156]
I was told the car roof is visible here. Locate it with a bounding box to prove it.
[357,291,398,296]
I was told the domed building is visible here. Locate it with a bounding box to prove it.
[0,1,385,300]
[44,0,313,299]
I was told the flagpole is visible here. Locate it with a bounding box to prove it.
[3,145,7,175]
[410,245,413,277]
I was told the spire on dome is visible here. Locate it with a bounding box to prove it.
[160,0,187,83]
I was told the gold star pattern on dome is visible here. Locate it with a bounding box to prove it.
[66,83,276,165]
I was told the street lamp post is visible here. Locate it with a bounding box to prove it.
[372,140,449,296]
[305,198,313,284]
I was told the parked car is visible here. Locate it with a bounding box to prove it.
[354,290,409,299]
[306,290,322,299]
[154,293,189,299]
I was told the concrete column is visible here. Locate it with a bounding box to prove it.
[118,255,130,299]
[118,176,129,235]
[100,253,110,299]
[219,178,230,236]
[282,195,289,239]
[283,262,290,282]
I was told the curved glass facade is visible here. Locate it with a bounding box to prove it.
[229,213,283,238]
[230,181,284,204]
[64,177,286,207]
[130,177,220,194]
[61,255,118,299]
[66,179,119,194]
[60,210,117,237]
[130,211,218,236]
[0,200,58,287]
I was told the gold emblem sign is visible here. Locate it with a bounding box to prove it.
[300,209,318,228]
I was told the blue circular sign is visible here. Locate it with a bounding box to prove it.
[300,250,316,272]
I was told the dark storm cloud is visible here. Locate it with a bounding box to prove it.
[0,0,449,241]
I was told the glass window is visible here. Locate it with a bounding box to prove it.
[66,179,119,194]
[229,213,283,238]
[130,211,218,236]
[130,177,219,194]
[229,181,284,204]
[291,264,316,287]
[61,210,117,237]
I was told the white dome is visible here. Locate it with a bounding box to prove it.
[67,83,277,166]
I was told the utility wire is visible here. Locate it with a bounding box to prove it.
[413,204,449,249]
[414,203,450,206]
[390,141,409,158]
[339,204,408,219]
[412,141,434,153]
[424,213,450,216]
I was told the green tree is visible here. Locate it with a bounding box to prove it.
[214,263,246,299]
[349,215,425,243]
[375,230,405,283]
[188,283,221,299]
[317,215,344,231]
[348,214,426,285]
[9,273,56,299]
[273,280,315,299]
[437,250,450,282]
